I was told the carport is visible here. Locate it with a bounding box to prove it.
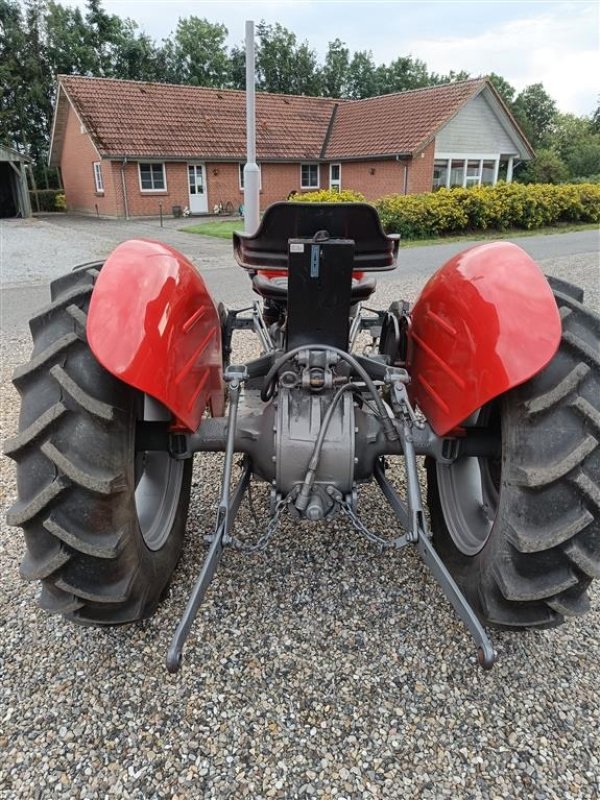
[0,145,32,218]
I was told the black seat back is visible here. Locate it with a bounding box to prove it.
[233,202,399,272]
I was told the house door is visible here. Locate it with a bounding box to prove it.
[329,163,341,192]
[188,163,208,213]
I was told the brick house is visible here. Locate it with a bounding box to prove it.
[49,75,533,218]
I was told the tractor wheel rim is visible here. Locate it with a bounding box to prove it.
[135,452,184,551]
[436,406,501,556]
[135,396,185,551]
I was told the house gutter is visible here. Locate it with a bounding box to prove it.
[120,158,129,220]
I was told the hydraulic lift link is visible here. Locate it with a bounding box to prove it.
[377,375,497,670]
[166,372,250,674]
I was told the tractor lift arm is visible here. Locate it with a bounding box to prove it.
[166,370,250,673]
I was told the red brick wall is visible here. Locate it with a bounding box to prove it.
[338,159,407,199]
[113,161,189,217]
[60,103,119,216]
[407,140,435,194]
[61,119,435,217]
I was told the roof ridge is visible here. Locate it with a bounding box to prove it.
[58,74,342,104]
[348,76,486,104]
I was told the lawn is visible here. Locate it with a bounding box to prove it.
[181,220,244,239]
[182,218,597,246]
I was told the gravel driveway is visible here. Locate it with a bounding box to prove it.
[1,217,598,799]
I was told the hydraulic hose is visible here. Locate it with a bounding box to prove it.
[295,382,358,513]
[261,345,397,441]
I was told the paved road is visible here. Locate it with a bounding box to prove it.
[1,215,598,334]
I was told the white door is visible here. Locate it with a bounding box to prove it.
[188,163,208,213]
[329,163,341,192]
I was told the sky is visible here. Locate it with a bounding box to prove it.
[63,0,599,115]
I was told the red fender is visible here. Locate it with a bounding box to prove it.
[409,242,561,436]
[87,239,224,431]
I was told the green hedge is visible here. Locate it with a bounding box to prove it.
[29,189,64,212]
[375,182,600,239]
[292,189,366,203]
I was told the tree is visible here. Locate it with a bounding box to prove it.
[291,41,322,95]
[487,72,516,106]
[518,148,569,184]
[256,22,298,93]
[229,43,245,90]
[170,17,230,87]
[0,0,29,149]
[589,98,600,134]
[322,38,349,97]
[347,50,378,99]
[513,83,557,147]
[380,56,430,93]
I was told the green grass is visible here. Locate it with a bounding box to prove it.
[181,220,243,238]
[181,218,597,245]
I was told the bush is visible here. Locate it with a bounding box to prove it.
[517,149,569,184]
[29,189,64,213]
[55,192,67,211]
[375,182,600,239]
[291,189,365,203]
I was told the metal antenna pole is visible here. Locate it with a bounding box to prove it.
[243,20,260,235]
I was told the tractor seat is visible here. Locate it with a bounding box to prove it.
[251,270,377,304]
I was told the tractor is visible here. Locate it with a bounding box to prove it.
[6,202,599,672]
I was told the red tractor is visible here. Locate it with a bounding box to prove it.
[6,203,599,672]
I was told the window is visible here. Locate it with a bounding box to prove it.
[481,160,496,185]
[93,162,104,193]
[239,163,262,190]
[434,154,501,190]
[138,163,166,192]
[301,163,319,189]
[449,159,465,188]
[432,161,448,190]
[329,163,341,192]
[465,160,481,185]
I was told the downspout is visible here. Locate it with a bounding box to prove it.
[120,158,129,220]
[396,155,409,194]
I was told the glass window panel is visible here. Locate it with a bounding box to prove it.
[449,160,464,187]
[153,164,165,189]
[302,163,318,188]
[467,160,480,177]
[432,160,448,190]
[481,160,496,185]
[331,164,340,181]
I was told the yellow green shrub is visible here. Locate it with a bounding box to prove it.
[375,183,600,238]
[292,189,365,203]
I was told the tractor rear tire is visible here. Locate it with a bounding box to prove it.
[5,265,193,625]
[427,282,600,628]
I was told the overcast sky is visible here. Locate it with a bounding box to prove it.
[63,0,599,114]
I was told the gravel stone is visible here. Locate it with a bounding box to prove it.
[1,222,598,799]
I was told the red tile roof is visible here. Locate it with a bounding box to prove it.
[58,76,339,160]
[52,75,528,165]
[324,79,485,158]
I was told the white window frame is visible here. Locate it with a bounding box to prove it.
[239,163,262,191]
[329,163,342,191]
[434,153,501,189]
[93,161,104,193]
[138,162,167,193]
[301,163,320,190]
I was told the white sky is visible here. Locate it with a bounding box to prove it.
[63,0,599,114]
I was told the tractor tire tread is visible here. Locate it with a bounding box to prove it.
[429,287,600,629]
[6,265,192,626]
